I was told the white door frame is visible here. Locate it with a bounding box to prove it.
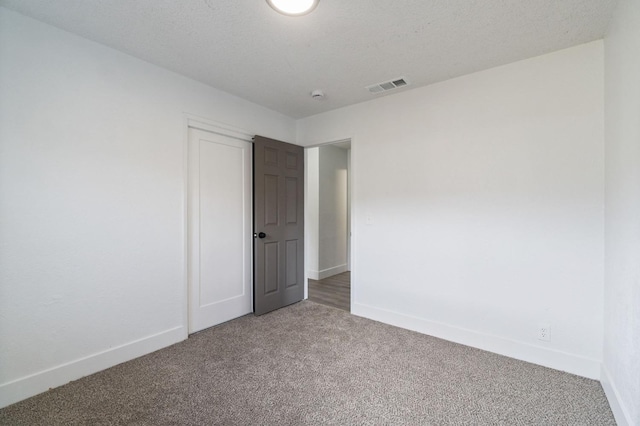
[303,137,355,311]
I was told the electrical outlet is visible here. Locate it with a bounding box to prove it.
[538,324,551,341]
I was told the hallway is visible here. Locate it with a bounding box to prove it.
[308,272,350,312]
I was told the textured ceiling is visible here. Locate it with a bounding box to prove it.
[0,0,616,118]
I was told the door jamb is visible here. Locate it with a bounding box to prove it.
[303,137,355,311]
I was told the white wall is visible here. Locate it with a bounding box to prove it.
[298,41,605,379]
[0,8,295,408]
[602,0,640,424]
[318,145,349,278]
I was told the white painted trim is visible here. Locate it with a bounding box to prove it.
[346,148,351,271]
[349,135,357,314]
[303,134,356,313]
[181,116,190,341]
[0,326,185,409]
[303,148,310,300]
[319,265,347,280]
[184,114,254,142]
[352,302,601,379]
[303,138,351,149]
[601,365,632,426]
[308,264,348,281]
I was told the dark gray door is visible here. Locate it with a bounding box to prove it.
[253,136,304,315]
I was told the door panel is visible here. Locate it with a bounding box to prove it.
[264,174,279,225]
[188,128,252,333]
[264,242,279,294]
[254,136,304,315]
[286,178,298,223]
[285,240,298,287]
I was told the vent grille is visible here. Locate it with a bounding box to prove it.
[366,77,409,94]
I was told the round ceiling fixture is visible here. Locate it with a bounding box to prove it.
[266,0,319,16]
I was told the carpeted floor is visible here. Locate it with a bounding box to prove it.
[0,301,615,425]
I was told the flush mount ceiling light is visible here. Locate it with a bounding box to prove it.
[266,0,319,16]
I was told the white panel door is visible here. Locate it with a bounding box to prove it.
[188,128,252,333]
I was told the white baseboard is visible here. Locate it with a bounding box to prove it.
[600,365,633,426]
[352,303,601,380]
[308,264,348,281]
[0,326,186,409]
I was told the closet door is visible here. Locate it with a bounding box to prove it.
[188,128,252,332]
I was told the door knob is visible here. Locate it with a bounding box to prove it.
[258,232,266,239]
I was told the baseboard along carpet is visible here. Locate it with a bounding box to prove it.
[0,301,614,425]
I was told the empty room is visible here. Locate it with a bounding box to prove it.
[0,0,638,425]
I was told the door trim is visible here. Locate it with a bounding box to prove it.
[182,114,254,335]
[185,114,254,142]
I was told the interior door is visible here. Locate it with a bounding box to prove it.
[188,128,252,333]
[253,136,304,315]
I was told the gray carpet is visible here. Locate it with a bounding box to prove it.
[0,301,615,425]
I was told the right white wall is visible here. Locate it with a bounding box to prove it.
[298,41,605,379]
[603,0,640,424]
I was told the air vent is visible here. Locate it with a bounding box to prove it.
[366,77,409,94]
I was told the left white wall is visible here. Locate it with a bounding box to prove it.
[0,7,296,408]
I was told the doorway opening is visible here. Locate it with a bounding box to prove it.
[305,140,351,312]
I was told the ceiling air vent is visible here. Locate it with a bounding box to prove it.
[366,77,409,94]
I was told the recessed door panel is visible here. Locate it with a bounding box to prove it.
[199,140,245,305]
[286,177,298,224]
[286,152,298,170]
[264,147,278,166]
[264,174,279,226]
[264,242,279,294]
[286,240,298,288]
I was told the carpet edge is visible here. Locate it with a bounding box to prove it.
[352,302,601,379]
[0,325,186,409]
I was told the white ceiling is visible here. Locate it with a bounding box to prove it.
[0,0,617,119]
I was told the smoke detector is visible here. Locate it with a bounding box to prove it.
[311,89,325,100]
[366,77,409,94]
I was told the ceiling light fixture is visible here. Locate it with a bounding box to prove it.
[266,0,319,16]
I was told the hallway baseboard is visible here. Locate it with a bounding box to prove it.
[308,264,348,280]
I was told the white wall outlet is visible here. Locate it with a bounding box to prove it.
[538,323,551,341]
